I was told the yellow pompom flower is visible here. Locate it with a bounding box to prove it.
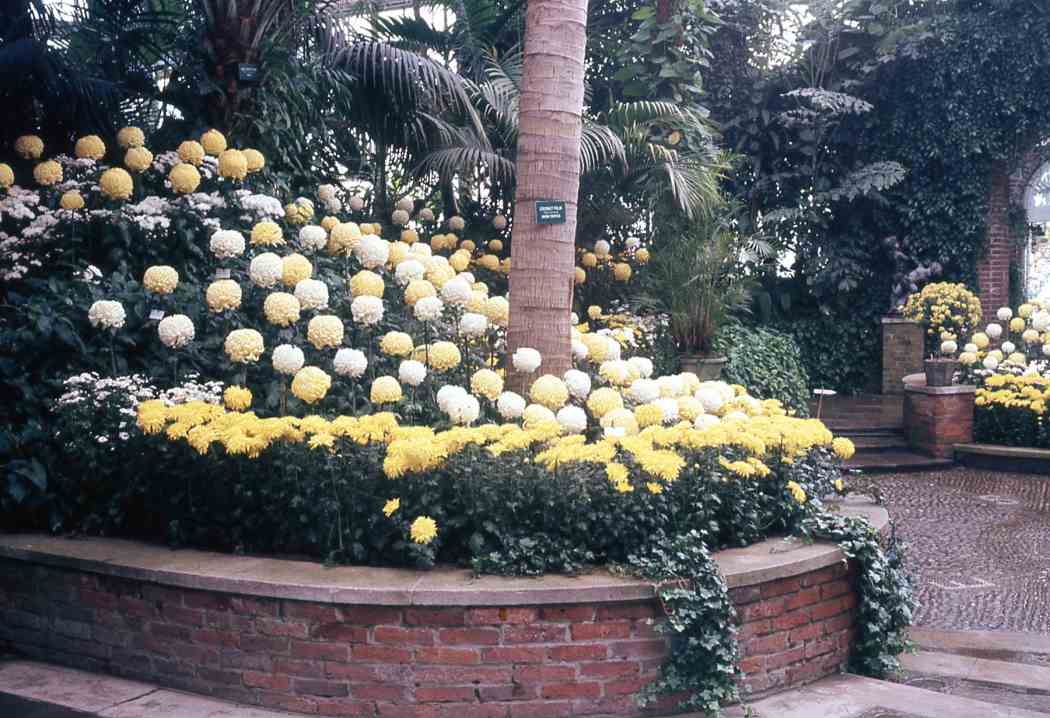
[327,222,362,255]
[574,267,586,285]
[613,262,632,281]
[972,332,989,349]
[321,216,339,232]
[582,252,598,268]
[0,163,13,189]
[634,403,664,428]
[281,253,313,287]
[471,369,504,401]
[292,366,332,404]
[410,516,438,544]
[143,265,179,294]
[285,202,313,225]
[580,333,609,362]
[786,480,807,504]
[14,135,44,160]
[99,167,134,200]
[428,341,462,372]
[383,498,400,517]
[1019,303,1035,318]
[74,134,106,160]
[380,331,414,357]
[401,229,418,244]
[117,126,145,149]
[1008,317,1025,333]
[404,279,437,305]
[200,129,228,156]
[33,160,62,186]
[243,148,265,172]
[482,296,509,326]
[676,397,703,421]
[489,239,503,253]
[587,387,623,416]
[223,386,252,411]
[478,254,500,271]
[351,270,385,298]
[307,315,344,350]
[460,239,476,252]
[169,163,201,193]
[59,190,84,210]
[389,241,409,265]
[177,140,205,165]
[587,305,603,320]
[426,263,455,288]
[371,376,403,404]
[206,280,242,312]
[263,292,301,327]
[635,248,650,264]
[218,149,248,180]
[124,146,153,173]
[832,437,855,461]
[251,221,284,246]
[450,250,471,272]
[225,329,264,363]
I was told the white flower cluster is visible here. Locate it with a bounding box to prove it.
[294,278,329,309]
[512,347,542,373]
[88,300,126,330]
[273,344,306,375]
[414,296,444,322]
[351,295,384,325]
[250,252,283,288]
[395,259,425,285]
[333,348,368,378]
[398,359,427,387]
[355,235,390,269]
[158,314,195,349]
[210,229,246,259]
[237,191,284,219]
[298,225,328,252]
[437,385,480,425]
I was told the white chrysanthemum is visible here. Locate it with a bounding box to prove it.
[1043,344,1050,357]
[459,312,489,337]
[395,259,426,286]
[209,229,245,259]
[604,336,621,361]
[570,312,580,325]
[657,375,686,398]
[351,295,384,325]
[940,340,958,354]
[298,225,328,252]
[398,359,427,387]
[418,208,435,222]
[723,410,749,422]
[627,356,654,379]
[440,277,473,306]
[448,215,465,232]
[695,386,724,414]
[628,379,660,404]
[325,197,342,214]
[963,343,978,353]
[457,271,476,285]
[317,184,337,202]
[986,323,1003,339]
[694,414,720,430]
[497,391,526,420]
[249,252,283,288]
[1033,311,1050,332]
[437,385,468,412]
[654,397,680,423]
[356,235,390,269]
[414,296,444,321]
[349,196,365,212]
[391,209,410,226]
[594,239,611,257]
[333,348,367,377]
[158,314,194,349]
[996,307,1013,321]
[512,347,542,373]
[395,196,414,212]
[447,394,481,425]
[564,369,591,400]
[983,354,1000,370]
[556,405,587,433]
[1001,341,1016,354]
[272,344,305,375]
[88,300,126,330]
[572,340,589,361]
[294,278,329,310]
[711,381,736,402]
[410,243,433,258]
[625,237,641,250]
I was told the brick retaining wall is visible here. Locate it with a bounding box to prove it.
[0,555,858,717]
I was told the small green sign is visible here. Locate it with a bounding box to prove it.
[535,200,566,225]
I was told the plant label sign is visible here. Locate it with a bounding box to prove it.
[238,63,259,84]
[215,268,231,279]
[535,200,566,225]
[149,309,165,321]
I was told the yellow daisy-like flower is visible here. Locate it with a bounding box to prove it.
[371,376,403,404]
[243,148,265,172]
[33,160,62,187]
[291,366,332,404]
[223,386,252,411]
[613,262,632,281]
[117,126,145,149]
[351,270,385,298]
[124,146,153,173]
[307,315,344,350]
[410,516,438,544]
[60,190,85,210]
[786,480,807,504]
[587,387,623,416]
[634,403,664,428]
[832,437,855,461]
[177,140,206,165]
[428,341,462,372]
[14,135,44,160]
[263,292,301,327]
[217,149,248,180]
[225,329,264,363]
[383,498,400,517]
[143,265,178,294]
[99,167,134,200]
[206,280,242,312]
[251,221,284,247]
[646,481,663,495]
[200,129,228,156]
[635,248,650,264]
[471,369,503,401]
[74,134,106,160]
[380,331,414,357]
[0,163,13,189]
[169,163,201,193]
[281,253,313,287]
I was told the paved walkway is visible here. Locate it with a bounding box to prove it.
[874,467,1050,632]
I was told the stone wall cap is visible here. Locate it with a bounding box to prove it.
[954,443,1050,460]
[881,317,920,325]
[904,383,976,396]
[0,499,886,606]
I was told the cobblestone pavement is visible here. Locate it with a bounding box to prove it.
[872,467,1050,632]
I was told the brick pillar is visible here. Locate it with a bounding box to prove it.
[903,382,975,458]
[881,318,924,395]
[978,167,1012,318]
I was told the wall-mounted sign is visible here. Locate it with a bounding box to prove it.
[238,63,259,84]
[535,200,566,225]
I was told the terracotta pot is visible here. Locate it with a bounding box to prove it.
[923,358,958,387]
[680,354,727,380]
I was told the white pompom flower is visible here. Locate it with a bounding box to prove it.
[333,348,367,378]
[497,391,526,420]
[349,196,365,211]
[1001,341,1016,355]
[209,229,245,259]
[440,277,473,306]
[986,323,1003,339]
[594,239,611,257]
[564,369,591,400]
[996,307,1013,321]
[398,359,427,387]
[571,340,589,361]
[694,414,720,430]
[158,314,194,349]
[628,379,660,404]
[249,252,283,288]
[294,278,329,310]
[272,344,305,375]
[418,208,435,222]
[512,347,542,373]
[88,300,126,330]
[448,215,465,232]
[556,405,588,433]
[654,397,680,423]
[395,259,426,286]
[298,225,328,252]
[350,295,384,325]
[356,235,390,269]
[414,296,444,322]
[627,356,654,379]
[391,209,410,226]
[983,354,1000,370]
[437,385,468,412]
[447,394,481,425]
[459,312,489,337]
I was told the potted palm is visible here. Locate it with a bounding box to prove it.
[650,211,754,380]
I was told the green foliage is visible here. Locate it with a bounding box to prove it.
[774,317,880,394]
[713,323,810,414]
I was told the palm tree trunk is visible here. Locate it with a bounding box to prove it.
[506,0,588,389]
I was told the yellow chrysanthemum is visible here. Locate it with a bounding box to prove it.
[117,126,145,149]
[200,129,228,156]
[263,292,301,327]
[478,254,500,271]
[321,216,339,232]
[59,190,84,210]
[380,331,414,357]
[243,148,265,172]
[121,147,153,174]
[292,366,331,404]
[1009,317,1026,333]
[428,341,462,372]
[33,160,62,186]
[634,404,665,428]
[482,296,509,327]
[0,163,13,189]
[225,329,264,363]
[587,387,623,416]
[786,480,807,504]
[371,376,403,404]
[223,386,252,411]
[143,265,178,294]
[218,149,248,180]
[613,262,632,281]
[582,252,598,268]
[169,163,201,193]
[575,267,586,285]
[99,167,134,200]
[327,222,362,255]
[281,253,313,287]
[14,135,44,160]
[410,516,438,544]
[206,280,242,312]
[635,248,650,264]
[74,135,106,160]
[177,140,205,165]
[307,315,344,350]
[832,437,855,461]
[404,279,437,306]
[251,221,284,247]
[401,229,418,245]
[489,239,503,253]
[471,369,503,401]
[383,498,400,517]
[450,250,471,272]
[351,270,385,298]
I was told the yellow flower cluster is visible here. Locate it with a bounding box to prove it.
[901,282,982,339]
[169,163,200,194]
[291,367,331,404]
[976,374,1050,415]
[143,265,179,294]
[351,270,385,298]
[206,280,242,312]
[380,331,414,357]
[99,168,134,200]
[251,221,284,247]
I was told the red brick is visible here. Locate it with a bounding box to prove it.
[417,647,481,665]
[240,634,289,653]
[785,588,822,611]
[537,606,594,622]
[465,608,538,626]
[477,685,536,702]
[117,596,155,618]
[811,598,849,621]
[274,658,325,677]
[595,603,660,621]
[148,623,191,642]
[340,606,403,626]
[787,660,825,686]
[292,641,350,662]
[546,644,607,661]
[506,702,572,718]
[373,626,436,646]
[182,592,229,611]
[800,567,838,588]
[326,662,412,682]
[788,622,823,645]
[502,625,568,644]
[354,684,408,701]
[405,608,465,627]
[295,678,349,697]
[740,599,785,621]
[229,596,279,617]
[315,698,377,716]
[258,691,319,714]
[737,619,772,640]
[258,619,310,638]
[415,666,512,684]
[772,610,811,631]
[513,665,576,683]
[824,613,852,633]
[244,671,291,691]
[805,638,837,659]
[579,661,639,679]
[740,656,764,674]
[438,628,500,646]
[314,624,370,643]
[481,647,545,664]
[728,586,762,605]
[540,682,600,699]
[569,622,629,641]
[765,646,806,670]
[286,603,341,623]
[608,639,666,659]
[820,580,851,601]
[416,686,476,703]
[352,645,414,664]
[191,629,239,648]
[79,589,118,611]
[760,577,801,599]
[161,604,203,627]
[743,632,788,657]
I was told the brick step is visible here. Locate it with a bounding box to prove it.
[910,628,1050,664]
[846,434,910,451]
[900,650,1050,712]
[846,450,954,474]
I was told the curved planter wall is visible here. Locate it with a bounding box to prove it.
[0,500,886,717]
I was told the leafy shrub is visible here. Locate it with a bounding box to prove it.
[713,323,810,414]
[774,317,881,394]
